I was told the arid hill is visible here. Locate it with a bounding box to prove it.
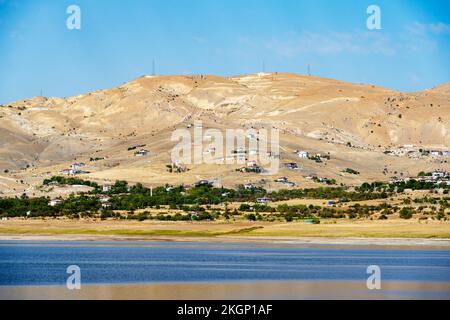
[0,73,448,196]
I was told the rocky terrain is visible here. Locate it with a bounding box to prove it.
[0,73,448,196]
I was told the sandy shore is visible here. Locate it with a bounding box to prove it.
[1,281,449,300]
[1,234,450,249]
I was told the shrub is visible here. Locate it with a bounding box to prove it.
[399,207,413,219]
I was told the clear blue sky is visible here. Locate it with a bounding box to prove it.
[0,0,449,103]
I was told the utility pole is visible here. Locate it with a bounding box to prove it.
[307,64,311,76]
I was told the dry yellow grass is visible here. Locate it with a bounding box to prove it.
[241,220,450,238]
[0,218,449,239]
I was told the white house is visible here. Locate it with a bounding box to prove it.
[69,163,83,175]
[102,202,112,208]
[103,184,112,192]
[99,195,111,203]
[244,183,256,190]
[297,151,309,159]
[71,163,84,171]
[432,171,447,180]
[430,151,441,157]
[49,199,63,207]
[247,160,257,168]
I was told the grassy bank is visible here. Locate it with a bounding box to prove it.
[0,219,449,239]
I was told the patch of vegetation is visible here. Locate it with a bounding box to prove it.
[343,168,360,175]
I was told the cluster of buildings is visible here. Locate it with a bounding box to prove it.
[429,150,450,157]
[384,145,450,159]
[391,170,450,186]
[418,170,450,185]
[48,194,112,208]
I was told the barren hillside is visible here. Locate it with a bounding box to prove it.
[0,73,448,196]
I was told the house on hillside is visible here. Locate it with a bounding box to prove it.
[430,151,441,157]
[244,183,256,190]
[432,171,448,180]
[49,198,63,207]
[102,202,112,208]
[69,163,84,175]
[284,163,299,170]
[247,160,257,168]
[135,149,149,157]
[297,151,309,159]
[196,180,211,187]
[257,197,271,204]
[99,195,111,203]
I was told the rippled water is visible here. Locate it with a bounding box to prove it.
[1,241,449,287]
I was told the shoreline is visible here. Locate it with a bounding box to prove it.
[1,281,449,300]
[1,234,450,249]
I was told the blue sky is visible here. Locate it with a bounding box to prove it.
[0,0,449,103]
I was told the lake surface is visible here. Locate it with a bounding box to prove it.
[1,241,449,299]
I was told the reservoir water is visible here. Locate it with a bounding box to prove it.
[0,241,449,299]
